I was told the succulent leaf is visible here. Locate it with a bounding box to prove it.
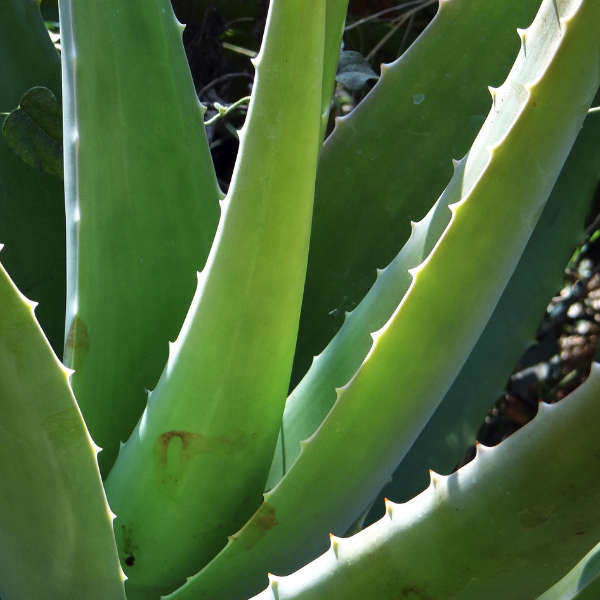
[0,255,125,600]
[364,104,600,518]
[292,0,543,386]
[2,2,598,599]
[169,1,600,597]
[58,0,221,474]
[269,105,600,494]
[538,542,600,600]
[104,0,326,596]
[251,364,600,600]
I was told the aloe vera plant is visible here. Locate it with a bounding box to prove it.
[1,0,599,599]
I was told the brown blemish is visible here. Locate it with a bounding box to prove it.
[232,502,278,550]
[255,502,278,531]
[155,429,257,468]
[156,430,201,466]
[120,524,138,570]
[157,430,199,450]
[64,315,89,362]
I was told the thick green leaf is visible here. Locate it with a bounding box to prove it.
[292,0,542,386]
[170,1,600,598]
[365,105,600,518]
[538,542,600,600]
[251,364,600,600]
[0,255,125,600]
[104,1,325,597]
[269,107,600,494]
[59,0,221,474]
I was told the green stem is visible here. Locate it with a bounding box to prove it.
[204,95,251,126]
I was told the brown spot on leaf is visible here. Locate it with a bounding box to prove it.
[158,430,199,450]
[230,502,278,550]
[255,503,278,531]
[155,429,257,469]
[156,430,202,466]
[64,315,89,363]
[120,524,138,571]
